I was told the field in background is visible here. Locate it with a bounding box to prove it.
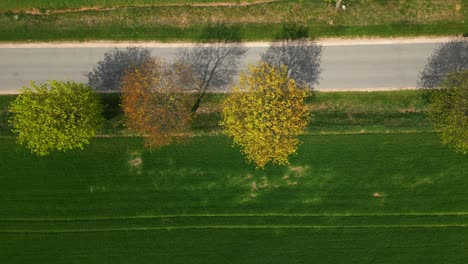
[0,0,464,41]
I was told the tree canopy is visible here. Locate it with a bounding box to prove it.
[426,70,467,154]
[121,59,193,148]
[221,63,310,168]
[9,81,103,156]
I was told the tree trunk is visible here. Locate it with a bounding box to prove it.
[191,97,202,112]
[335,0,343,11]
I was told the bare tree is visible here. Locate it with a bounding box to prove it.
[176,43,247,112]
[261,39,322,88]
[86,47,151,91]
[418,37,468,91]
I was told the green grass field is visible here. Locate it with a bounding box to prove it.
[1,90,467,262]
[3,228,467,263]
[1,133,468,263]
[2,133,467,217]
[0,0,464,41]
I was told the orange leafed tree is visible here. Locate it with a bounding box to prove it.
[121,59,194,148]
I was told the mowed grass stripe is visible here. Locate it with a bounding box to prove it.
[2,214,468,232]
[2,211,468,221]
[2,224,468,234]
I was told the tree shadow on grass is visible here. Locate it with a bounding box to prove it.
[199,23,243,42]
[98,93,124,134]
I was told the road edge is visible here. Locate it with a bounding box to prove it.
[0,37,456,48]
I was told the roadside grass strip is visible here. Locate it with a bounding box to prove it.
[0,91,432,136]
[0,0,463,41]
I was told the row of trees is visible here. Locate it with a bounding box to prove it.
[9,37,467,166]
[9,38,322,168]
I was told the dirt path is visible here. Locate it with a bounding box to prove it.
[2,0,279,15]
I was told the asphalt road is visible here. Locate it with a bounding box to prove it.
[0,42,441,93]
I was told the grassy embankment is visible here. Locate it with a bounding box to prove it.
[0,0,464,41]
[1,90,468,262]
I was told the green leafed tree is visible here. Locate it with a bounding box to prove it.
[221,63,310,168]
[426,70,467,154]
[9,81,103,156]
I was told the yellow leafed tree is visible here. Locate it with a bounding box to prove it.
[221,63,310,168]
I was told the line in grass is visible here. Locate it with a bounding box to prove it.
[2,212,468,222]
[2,224,467,234]
[0,131,438,140]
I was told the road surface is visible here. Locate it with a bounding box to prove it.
[0,41,443,93]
